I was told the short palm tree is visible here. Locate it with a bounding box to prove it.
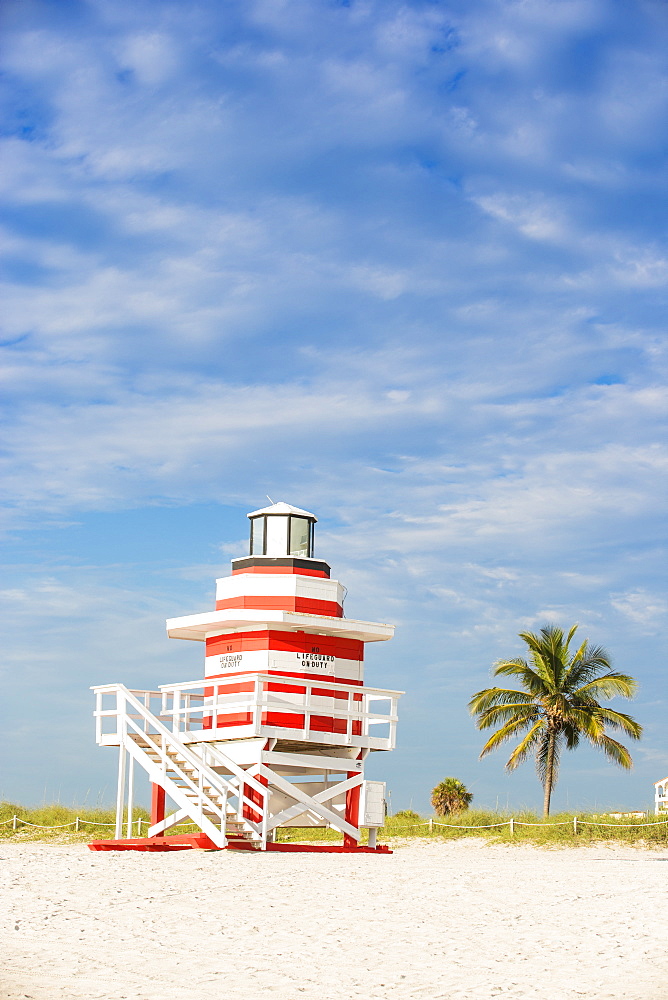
[431,778,473,816]
[468,624,642,816]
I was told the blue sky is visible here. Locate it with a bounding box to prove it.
[1,0,667,813]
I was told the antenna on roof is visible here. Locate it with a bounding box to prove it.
[266,495,275,505]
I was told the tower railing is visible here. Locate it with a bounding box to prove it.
[156,673,402,750]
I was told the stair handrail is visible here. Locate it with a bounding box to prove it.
[94,683,268,801]
[116,698,228,847]
[96,684,268,841]
[117,688,266,846]
[118,690,232,828]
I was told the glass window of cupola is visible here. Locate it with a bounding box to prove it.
[250,516,266,555]
[289,517,311,557]
[249,513,313,557]
[265,515,289,555]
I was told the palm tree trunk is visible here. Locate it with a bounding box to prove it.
[543,730,557,817]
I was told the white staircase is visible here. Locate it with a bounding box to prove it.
[95,685,268,849]
[129,733,261,848]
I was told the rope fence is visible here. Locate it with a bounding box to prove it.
[384,816,668,835]
[0,816,147,833]
[2,815,668,836]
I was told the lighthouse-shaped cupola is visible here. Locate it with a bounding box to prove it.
[92,502,402,854]
[247,501,316,559]
[217,501,345,629]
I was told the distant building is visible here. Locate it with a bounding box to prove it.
[654,777,668,815]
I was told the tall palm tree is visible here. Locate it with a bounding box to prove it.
[468,624,642,816]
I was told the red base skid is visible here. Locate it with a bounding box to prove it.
[88,834,392,854]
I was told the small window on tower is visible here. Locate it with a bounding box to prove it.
[250,516,265,555]
[289,517,310,557]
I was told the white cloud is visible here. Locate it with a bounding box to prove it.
[473,192,568,242]
[116,32,180,87]
[611,590,668,630]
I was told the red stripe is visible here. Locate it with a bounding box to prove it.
[204,712,362,735]
[215,596,343,617]
[205,630,363,660]
[232,566,329,578]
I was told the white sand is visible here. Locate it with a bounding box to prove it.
[1,839,666,1000]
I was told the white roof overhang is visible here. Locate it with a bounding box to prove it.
[166,609,394,643]
[247,501,316,519]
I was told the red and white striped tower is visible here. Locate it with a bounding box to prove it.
[91,503,401,852]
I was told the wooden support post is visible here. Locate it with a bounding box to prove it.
[258,773,269,850]
[343,772,361,848]
[125,756,135,839]
[151,783,166,828]
[115,744,126,840]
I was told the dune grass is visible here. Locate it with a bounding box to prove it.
[277,809,668,846]
[2,801,667,846]
[0,801,149,843]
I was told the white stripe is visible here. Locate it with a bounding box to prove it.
[216,573,344,604]
[204,648,363,681]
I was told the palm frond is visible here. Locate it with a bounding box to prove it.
[591,735,634,769]
[528,649,557,691]
[505,721,545,771]
[574,672,637,700]
[479,714,541,758]
[475,704,541,730]
[493,659,549,695]
[563,707,605,740]
[563,659,612,691]
[561,637,592,687]
[589,707,643,739]
[519,626,561,654]
[580,643,614,669]
[467,687,533,714]
[562,723,580,750]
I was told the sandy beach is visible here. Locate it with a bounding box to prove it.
[1,838,666,1000]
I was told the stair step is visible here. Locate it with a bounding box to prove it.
[125,724,262,849]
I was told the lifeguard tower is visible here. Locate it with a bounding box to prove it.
[90,503,402,852]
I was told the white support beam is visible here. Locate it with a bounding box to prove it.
[263,768,362,835]
[263,750,362,773]
[148,807,189,838]
[269,771,363,828]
